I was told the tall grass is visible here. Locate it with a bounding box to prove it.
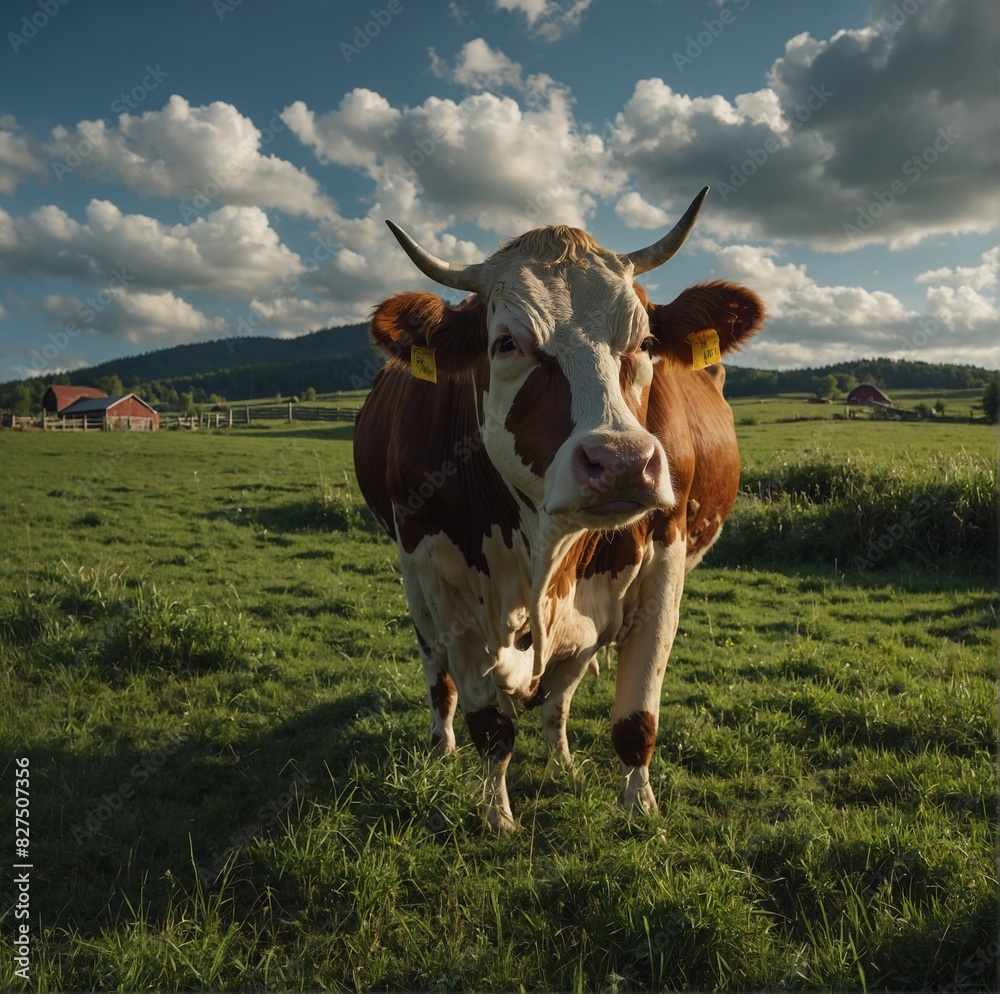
[0,424,995,992]
[717,450,997,573]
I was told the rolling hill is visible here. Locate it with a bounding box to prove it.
[0,318,995,414]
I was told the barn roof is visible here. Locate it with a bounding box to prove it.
[60,393,156,415]
[846,383,893,406]
[43,384,107,413]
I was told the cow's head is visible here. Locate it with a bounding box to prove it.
[370,188,764,532]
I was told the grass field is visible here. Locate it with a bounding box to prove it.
[0,403,996,991]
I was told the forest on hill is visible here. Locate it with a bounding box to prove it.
[0,320,996,417]
[723,357,991,397]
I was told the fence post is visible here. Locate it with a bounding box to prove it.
[288,401,293,422]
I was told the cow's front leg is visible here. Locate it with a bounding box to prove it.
[464,706,517,831]
[611,539,686,815]
[538,653,596,771]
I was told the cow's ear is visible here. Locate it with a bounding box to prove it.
[645,281,765,365]
[369,292,487,377]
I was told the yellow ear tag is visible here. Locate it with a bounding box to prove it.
[685,328,721,370]
[410,345,437,383]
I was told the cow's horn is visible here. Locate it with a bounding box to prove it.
[621,186,709,275]
[385,221,485,293]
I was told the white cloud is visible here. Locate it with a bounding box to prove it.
[41,289,227,345]
[924,284,999,332]
[436,38,525,93]
[917,247,999,353]
[610,0,999,250]
[48,96,337,220]
[0,117,47,194]
[710,241,1000,367]
[284,86,623,234]
[0,201,304,298]
[614,191,671,229]
[494,0,594,40]
[712,244,905,329]
[712,243,927,365]
[916,246,998,291]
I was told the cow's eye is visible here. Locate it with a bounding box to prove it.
[639,336,654,354]
[494,333,519,356]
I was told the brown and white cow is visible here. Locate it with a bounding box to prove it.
[353,188,765,829]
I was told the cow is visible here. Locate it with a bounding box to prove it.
[353,187,765,829]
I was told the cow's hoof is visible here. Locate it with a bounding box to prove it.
[546,750,576,778]
[485,806,518,832]
[429,733,456,758]
[620,781,658,816]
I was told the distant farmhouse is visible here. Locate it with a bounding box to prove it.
[845,383,893,407]
[42,385,159,431]
[845,383,920,420]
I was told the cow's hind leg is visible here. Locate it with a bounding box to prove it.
[410,619,457,757]
[424,660,458,757]
[464,706,516,831]
[403,572,457,757]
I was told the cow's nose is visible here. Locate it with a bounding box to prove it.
[572,437,661,493]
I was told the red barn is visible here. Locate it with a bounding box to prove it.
[845,383,893,407]
[42,385,107,414]
[59,393,159,430]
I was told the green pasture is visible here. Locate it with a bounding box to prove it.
[0,411,996,992]
[728,388,985,428]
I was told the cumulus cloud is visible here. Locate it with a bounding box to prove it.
[918,248,1000,356]
[708,241,1000,367]
[611,0,999,250]
[0,116,47,194]
[47,96,337,220]
[0,201,304,297]
[614,191,672,229]
[711,243,927,364]
[494,0,594,40]
[284,82,623,236]
[916,246,998,292]
[40,288,227,345]
[432,38,525,92]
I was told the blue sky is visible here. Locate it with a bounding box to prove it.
[0,0,996,383]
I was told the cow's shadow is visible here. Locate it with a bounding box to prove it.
[24,693,407,934]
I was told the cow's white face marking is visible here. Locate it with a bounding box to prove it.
[477,248,673,528]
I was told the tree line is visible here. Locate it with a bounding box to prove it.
[724,357,991,398]
[0,339,996,422]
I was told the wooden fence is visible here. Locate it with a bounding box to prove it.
[1,405,358,431]
[191,404,359,427]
